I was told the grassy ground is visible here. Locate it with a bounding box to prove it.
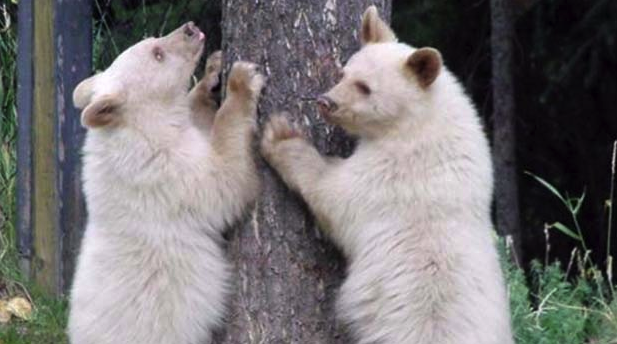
[0,2,616,343]
[505,244,617,343]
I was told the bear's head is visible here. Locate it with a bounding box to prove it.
[317,6,443,138]
[73,22,205,129]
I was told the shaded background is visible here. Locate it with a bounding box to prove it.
[391,0,616,269]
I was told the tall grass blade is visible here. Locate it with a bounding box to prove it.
[525,171,568,205]
[549,222,582,241]
[572,190,586,216]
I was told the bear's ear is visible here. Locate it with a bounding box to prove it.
[406,47,443,88]
[81,93,125,129]
[360,6,396,45]
[73,74,99,109]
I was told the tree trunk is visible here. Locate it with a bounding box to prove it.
[218,1,391,343]
[491,0,522,262]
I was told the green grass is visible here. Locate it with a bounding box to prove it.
[505,247,617,344]
[0,292,68,344]
[508,165,617,343]
[0,1,19,292]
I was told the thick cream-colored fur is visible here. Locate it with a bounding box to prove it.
[68,23,264,344]
[261,7,514,344]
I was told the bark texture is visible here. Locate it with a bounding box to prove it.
[218,1,391,343]
[491,0,522,262]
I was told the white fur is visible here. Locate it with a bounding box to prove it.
[323,58,514,344]
[261,11,514,344]
[69,26,260,344]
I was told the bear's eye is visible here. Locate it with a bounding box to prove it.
[153,47,165,62]
[354,81,371,96]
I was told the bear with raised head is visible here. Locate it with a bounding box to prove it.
[261,7,514,344]
[69,22,264,344]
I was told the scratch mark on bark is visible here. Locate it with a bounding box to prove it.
[252,202,262,247]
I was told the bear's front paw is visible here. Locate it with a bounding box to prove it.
[261,113,304,161]
[227,61,265,103]
[203,50,222,92]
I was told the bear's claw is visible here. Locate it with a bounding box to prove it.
[261,113,304,159]
[204,50,222,92]
[228,61,265,102]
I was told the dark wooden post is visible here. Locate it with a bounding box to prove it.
[16,0,34,280]
[219,1,391,343]
[491,0,522,263]
[16,0,92,295]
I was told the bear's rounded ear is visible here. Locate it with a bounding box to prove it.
[81,93,125,129]
[360,6,397,45]
[73,74,100,109]
[406,47,443,88]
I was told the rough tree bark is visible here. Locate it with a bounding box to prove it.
[491,0,522,262]
[218,1,391,343]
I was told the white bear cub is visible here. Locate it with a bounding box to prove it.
[69,22,264,344]
[261,7,514,344]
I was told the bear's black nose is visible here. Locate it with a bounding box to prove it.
[316,95,338,115]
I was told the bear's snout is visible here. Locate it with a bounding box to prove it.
[316,95,338,117]
[183,22,205,42]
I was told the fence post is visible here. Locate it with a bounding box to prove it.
[17,0,92,296]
